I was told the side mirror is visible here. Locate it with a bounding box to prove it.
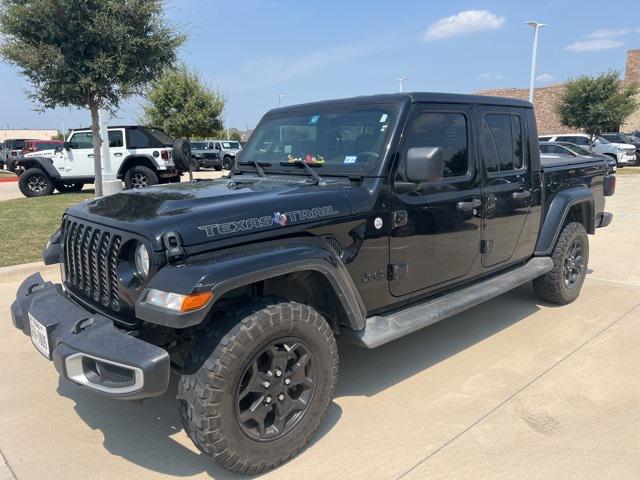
[406,147,444,183]
[63,141,71,150]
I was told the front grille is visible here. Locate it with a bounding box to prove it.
[626,148,635,155]
[62,218,122,313]
[96,361,135,386]
[203,152,218,159]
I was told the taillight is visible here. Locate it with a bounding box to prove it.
[161,150,169,160]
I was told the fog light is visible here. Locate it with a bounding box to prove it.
[146,289,212,312]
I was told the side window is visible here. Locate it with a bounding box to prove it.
[69,132,93,149]
[127,129,154,148]
[401,111,469,179]
[539,136,551,142]
[482,113,525,173]
[108,131,124,147]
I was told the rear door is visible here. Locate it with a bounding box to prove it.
[107,129,126,171]
[389,104,482,297]
[478,107,533,267]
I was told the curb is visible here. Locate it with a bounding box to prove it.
[0,261,58,284]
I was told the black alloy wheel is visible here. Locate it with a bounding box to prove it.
[563,240,584,289]
[235,337,316,441]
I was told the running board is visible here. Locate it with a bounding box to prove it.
[343,257,553,349]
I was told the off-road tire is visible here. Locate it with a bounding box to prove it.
[177,298,339,475]
[172,138,192,172]
[55,182,84,193]
[124,165,158,189]
[190,157,200,171]
[214,164,222,171]
[533,222,589,304]
[223,156,234,170]
[18,168,53,197]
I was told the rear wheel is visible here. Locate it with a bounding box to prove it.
[177,299,338,475]
[533,222,589,304]
[18,168,53,197]
[124,165,158,189]
[55,182,84,193]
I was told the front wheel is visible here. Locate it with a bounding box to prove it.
[18,168,53,197]
[223,156,234,170]
[533,222,589,304]
[177,299,338,475]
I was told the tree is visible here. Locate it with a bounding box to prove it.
[0,0,183,196]
[556,71,639,145]
[143,66,225,139]
[229,131,242,142]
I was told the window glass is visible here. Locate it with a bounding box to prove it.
[539,136,551,141]
[482,113,525,173]
[70,132,93,149]
[108,130,123,147]
[127,129,154,148]
[401,112,468,178]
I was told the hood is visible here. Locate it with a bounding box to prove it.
[66,176,354,250]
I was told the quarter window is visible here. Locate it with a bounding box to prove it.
[402,112,469,179]
[108,131,124,147]
[482,114,525,173]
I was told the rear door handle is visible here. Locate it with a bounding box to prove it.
[456,199,482,213]
[512,190,531,200]
[113,153,123,157]
[88,154,94,158]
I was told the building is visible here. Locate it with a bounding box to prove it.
[0,129,59,142]
[478,49,640,135]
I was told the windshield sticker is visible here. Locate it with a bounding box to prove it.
[380,124,388,132]
[379,113,388,123]
[344,155,357,164]
[287,154,325,164]
[284,144,292,154]
[308,114,320,125]
[198,205,339,237]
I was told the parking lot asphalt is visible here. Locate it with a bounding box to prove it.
[0,177,639,480]
[0,169,225,201]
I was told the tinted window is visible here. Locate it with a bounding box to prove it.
[562,136,589,146]
[144,128,173,146]
[127,129,155,148]
[482,113,525,173]
[540,144,567,155]
[402,112,468,179]
[108,131,123,147]
[539,136,551,141]
[70,132,93,149]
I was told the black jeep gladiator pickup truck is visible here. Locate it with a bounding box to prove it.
[11,93,615,474]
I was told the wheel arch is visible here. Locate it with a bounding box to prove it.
[16,156,60,179]
[117,155,156,179]
[535,186,595,256]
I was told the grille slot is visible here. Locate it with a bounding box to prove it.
[62,219,122,314]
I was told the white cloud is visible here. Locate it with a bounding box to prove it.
[422,10,505,41]
[536,73,554,82]
[564,38,625,52]
[585,28,633,38]
[477,73,503,81]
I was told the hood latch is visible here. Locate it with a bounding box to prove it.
[163,231,185,263]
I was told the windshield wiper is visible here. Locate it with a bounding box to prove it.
[279,160,323,184]
[238,160,269,177]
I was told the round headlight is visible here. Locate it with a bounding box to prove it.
[134,243,150,279]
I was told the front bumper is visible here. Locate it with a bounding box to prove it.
[11,273,170,400]
[617,153,636,165]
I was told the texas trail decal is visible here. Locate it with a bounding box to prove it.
[198,205,338,237]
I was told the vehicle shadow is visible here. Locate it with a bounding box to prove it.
[57,284,540,478]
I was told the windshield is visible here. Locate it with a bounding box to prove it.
[190,142,206,149]
[222,141,241,149]
[144,127,173,146]
[240,105,397,174]
[562,144,591,155]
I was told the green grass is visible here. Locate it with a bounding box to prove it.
[0,192,93,267]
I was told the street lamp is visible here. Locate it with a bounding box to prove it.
[278,94,286,107]
[526,21,546,103]
[396,77,408,93]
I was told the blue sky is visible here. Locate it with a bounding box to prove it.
[1,0,639,132]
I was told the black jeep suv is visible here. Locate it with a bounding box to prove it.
[12,93,614,474]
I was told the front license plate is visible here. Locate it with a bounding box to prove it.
[29,313,51,359]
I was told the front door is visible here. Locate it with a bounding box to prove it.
[478,108,533,267]
[389,105,482,297]
[66,131,95,176]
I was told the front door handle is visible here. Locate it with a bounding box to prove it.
[113,152,123,157]
[512,190,531,200]
[456,199,482,213]
[88,154,94,158]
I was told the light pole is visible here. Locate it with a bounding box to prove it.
[278,94,286,107]
[526,21,546,103]
[396,77,408,93]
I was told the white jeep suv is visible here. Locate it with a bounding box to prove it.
[539,133,636,167]
[16,126,190,197]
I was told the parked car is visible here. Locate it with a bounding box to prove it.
[14,126,190,197]
[539,133,636,167]
[12,92,614,474]
[210,139,242,169]
[601,132,640,161]
[539,141,616,172]
[1,138,29,171]
[189,141,222,171]
[22,139,64,155]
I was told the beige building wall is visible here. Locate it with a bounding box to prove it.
[478,48,640,135]
[0,129,59,142]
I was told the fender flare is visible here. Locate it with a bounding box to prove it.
[535,186,595,256]
[136,237,367,330]
[117,154,156,177]
[17,156,60,179]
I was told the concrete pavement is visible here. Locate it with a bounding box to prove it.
[0,177,638,480]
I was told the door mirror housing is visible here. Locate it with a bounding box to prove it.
[63,141,71,150]
[406,147,444,183]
